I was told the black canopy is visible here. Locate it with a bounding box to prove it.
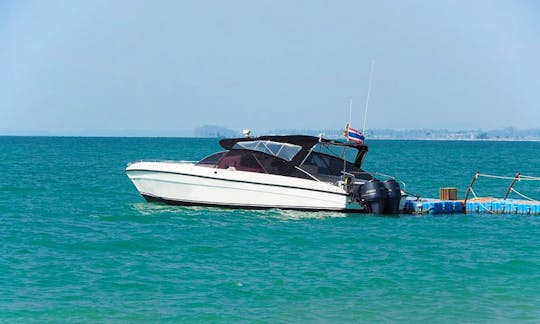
[219,135,368,167]
[219,135,321,150]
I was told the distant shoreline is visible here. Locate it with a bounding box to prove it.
[1,134,539,142]
[2,126,539,141]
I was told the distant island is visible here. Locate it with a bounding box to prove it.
[194,125,239,138]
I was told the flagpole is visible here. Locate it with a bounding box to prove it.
[362,60,375,134]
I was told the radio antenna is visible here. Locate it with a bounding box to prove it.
[348,97,353,127]
[362,60,375,134]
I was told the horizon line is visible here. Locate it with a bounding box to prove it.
[1,125,539,137]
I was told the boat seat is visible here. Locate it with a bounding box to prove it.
[218,155,263,173]
[218,155,241,169]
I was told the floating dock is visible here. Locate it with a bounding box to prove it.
[465,198,540,215]
[403,197,540,215]
[402,172,540,215]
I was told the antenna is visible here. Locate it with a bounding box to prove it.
[348,97,353,127]
[362,60,375,134]
[343,98,353,174]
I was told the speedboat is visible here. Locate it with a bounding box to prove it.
[126,134,403,214]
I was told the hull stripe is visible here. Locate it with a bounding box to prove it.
[127,168,349,197]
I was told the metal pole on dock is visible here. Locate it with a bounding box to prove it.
[504,172,521,200]
[463,171,479,212]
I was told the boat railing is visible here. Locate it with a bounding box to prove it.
[295,166,320,182]
[127,160,197,167]
[349,171,409,196]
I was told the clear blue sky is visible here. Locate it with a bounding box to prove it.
[1,0,539,135]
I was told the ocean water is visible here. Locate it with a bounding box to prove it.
[1,137,539,322]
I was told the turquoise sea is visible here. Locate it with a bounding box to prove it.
[1,137,540,322]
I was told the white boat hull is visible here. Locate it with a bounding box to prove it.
[126,161,365,212]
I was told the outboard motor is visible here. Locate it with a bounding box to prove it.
[359,180,386,214]
[383,179,401,215]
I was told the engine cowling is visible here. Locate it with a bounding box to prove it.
[382,179,401,215]
[359,180,386,214]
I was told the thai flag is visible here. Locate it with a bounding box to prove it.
[347,126,365,144]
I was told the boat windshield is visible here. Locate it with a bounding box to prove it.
[310,142,359,164]
[232,140,302,161]
[299,142,372,181]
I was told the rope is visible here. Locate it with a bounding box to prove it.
[520,175,540,181]
[477,173,516,180]
[467,187,496,214]
[477,202,496,214]
[510,188,538,202]
[477,173,540,181]
[469,186,478,198]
